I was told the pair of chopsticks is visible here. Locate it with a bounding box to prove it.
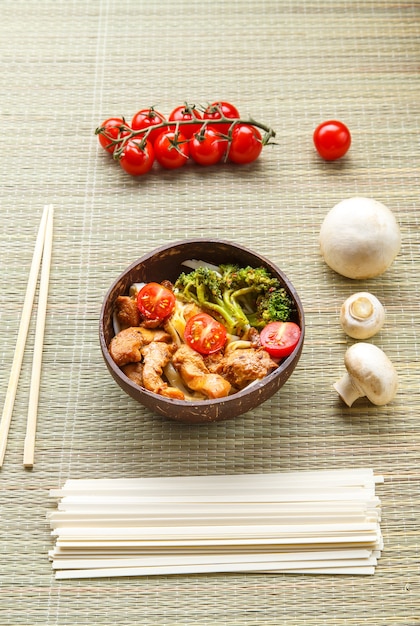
[0,204,54,468]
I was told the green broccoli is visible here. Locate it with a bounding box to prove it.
[220,264,279,291]
[174,266,249,334]
[251,287,295,328]
[173,263,295,336]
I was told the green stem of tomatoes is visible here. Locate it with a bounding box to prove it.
[96,115,276,160]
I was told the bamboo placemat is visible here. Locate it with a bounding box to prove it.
[0,1,419,624]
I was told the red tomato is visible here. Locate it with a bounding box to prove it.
[260,321,301,359]
[98,117,130,154]
[119,138,155,176]
[203,101,240,135]
[313,120,351,161]
[189,127,227,166]
[227,124,262,164]
[168,105,203,139]
[131,108,167,145]
[154,131,189,169]
[184,313,227,355]
[137,283,176,320]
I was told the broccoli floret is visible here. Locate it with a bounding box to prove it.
[174,267,247,334]
[173,264,294,336]
[248,287,295,328]
[175,267,222,303]
[219,264,278,291]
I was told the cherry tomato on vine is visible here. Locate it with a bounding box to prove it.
[154,131,189,169]
[184,313,227,355]
[119,138,155,176]
[260,321,301,359]
[189,127,227,166]
[168,105,203,139]
[137,283,176,320]
[227,124,262,164]
[131,108,167,145]
[203,101,240,135]
[98,117,130,154]
[313,120,351,161]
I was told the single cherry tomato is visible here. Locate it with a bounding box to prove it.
[227,124,262,164]
[203,101,240,135]
[260,321,301,359]
[137,282,176,320]
[97,117,130,154]
[154,131,189,169]
[168,105,203,139]
[189,127,227,166]
[131,108,167,145]
[313,120,351,161]
[119,138,155,176]
[184,313,227,355]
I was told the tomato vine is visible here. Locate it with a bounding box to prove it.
[95,102,276,176]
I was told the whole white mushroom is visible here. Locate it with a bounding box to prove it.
[319,197,401,279]
[340,292,385,339]
[334,342,398,407]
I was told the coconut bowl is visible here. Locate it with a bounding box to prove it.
[99,239,305,423]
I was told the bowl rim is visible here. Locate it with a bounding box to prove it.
[99,238,305,408]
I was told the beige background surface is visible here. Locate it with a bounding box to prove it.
[0,1,419,624]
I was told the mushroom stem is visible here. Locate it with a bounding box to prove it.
[340,292,386,340]
[349,296,374,321]
[334,342,398,407]
[333,373,363,407]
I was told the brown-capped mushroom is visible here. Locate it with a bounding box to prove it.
[340,292,385,339]
[334,342,398,407]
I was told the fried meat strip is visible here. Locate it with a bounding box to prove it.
[172,345,231,399]
[210,348,278,390]
[141,341,185,400]
[109,327,171,367]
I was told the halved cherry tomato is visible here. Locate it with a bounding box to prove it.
[313,120,351,161]
[119,138,155,176]
[154,131,189,169]
[131,108,168,145]
[137,282,176,320]
[184,313,227,355]
[168,105,203,139]
[98,117,130,154]
[227,124,262,164]
[189,127,227,166]
[260,321,301,359]
[203,101,240,135]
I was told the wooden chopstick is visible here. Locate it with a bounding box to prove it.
[23,206,54,467]
[0,204,53,468]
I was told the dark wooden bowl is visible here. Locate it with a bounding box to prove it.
[99,239,305,423]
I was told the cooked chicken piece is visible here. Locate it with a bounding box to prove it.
[141,341,185,400]
[161,280,174,291]
[172,345,231,399]
[211,348,278,389]
[141,318,166,329]
[121,362,144,386]
[137,328,172,344]
[109,327,145,366]
[204,351,225,374]
[247,326,261,348]
[114,296,141,329]
[109,327,172,367]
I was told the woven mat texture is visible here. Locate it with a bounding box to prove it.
[0,1,419,624]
